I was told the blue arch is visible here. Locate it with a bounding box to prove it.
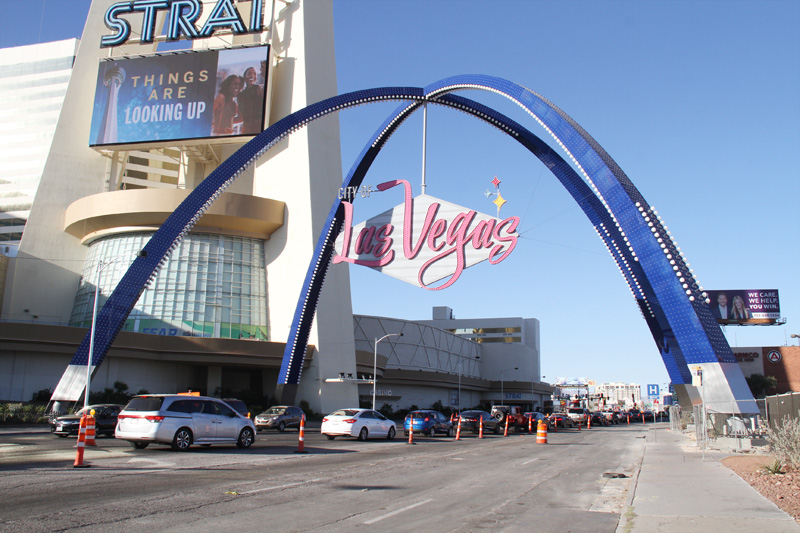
[54,75,748,410]
[275,92,694,401]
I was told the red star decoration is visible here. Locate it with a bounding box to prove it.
[491,176,501,188]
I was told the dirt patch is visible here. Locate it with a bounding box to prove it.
[721,454,800,523]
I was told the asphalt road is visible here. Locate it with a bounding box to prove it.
[0,421,654,532]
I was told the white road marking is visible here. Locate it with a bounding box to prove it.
[126,457,175,469]
[234,478,322,495]
[521,457,539,465]
[364,498,434,524]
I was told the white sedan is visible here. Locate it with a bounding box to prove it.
[321,409,397,441]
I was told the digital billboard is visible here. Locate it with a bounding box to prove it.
[89,45,269,147]
[706,289,781,325]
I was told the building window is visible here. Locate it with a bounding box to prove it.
[69,232,267,340]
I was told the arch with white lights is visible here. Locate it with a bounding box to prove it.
[52,75,756,413]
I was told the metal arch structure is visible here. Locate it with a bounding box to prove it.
[51,75,756,414]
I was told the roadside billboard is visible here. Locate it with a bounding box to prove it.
[706,289,781,325]
[89,45,270,147]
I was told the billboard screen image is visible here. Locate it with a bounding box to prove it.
[706,289,781,324]
[89,45,269,147]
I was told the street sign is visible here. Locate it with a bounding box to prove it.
[647,384,659,398]
[692,367,703,387]
[767,350,782,363]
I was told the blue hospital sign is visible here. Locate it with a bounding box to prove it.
[647,384,659,398]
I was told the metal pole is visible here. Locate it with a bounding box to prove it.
[372,337,377,411]
[458,360,461,414]
[372,333,402,411]
[421,102,427,195]
[85,260,103,409]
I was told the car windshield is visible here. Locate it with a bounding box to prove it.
[265,407,286,415]
[409,412,432,419]
[124,397,165,412]
[330,409,360,416]
[568,408,584,413]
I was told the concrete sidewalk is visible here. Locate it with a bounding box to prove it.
[617,426,799,532]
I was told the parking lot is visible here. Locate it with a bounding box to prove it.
[0,419,654,532]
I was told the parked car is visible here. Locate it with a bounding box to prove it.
[625,409,643,422]
[456,410,501,434]
[490,405,527,430]
[548,413,575,428]
[567,407,590,426]
[321,409,396,441]
[404,410,454,437]
[590,411,610,426]
[601,411,622,424]
[642,410,655,422]
[50,404,124,437]
[223,398,250,418]
[524,412,548,429]
[115,394,256,451]
[255,406,305,432]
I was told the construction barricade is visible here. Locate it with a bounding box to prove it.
[73,415,90,468]
[84,410,97,446]
[536,420,548,444]
[294,415,307,454]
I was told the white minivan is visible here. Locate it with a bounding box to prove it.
[115,394,256,451]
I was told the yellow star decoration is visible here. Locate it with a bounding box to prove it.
[493,193,507,210]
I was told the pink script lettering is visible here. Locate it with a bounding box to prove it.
[333,179,519,290]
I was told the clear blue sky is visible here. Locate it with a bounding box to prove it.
[2,0,799,395]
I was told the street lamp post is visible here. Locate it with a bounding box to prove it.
[500,367,518,405]
[791,333,800,346]
[85,253,142,409]
[373,332,403,411]
[457,355,479,414]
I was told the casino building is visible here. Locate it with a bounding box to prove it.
[0,0,551,414]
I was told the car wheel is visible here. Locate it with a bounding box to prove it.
[387,427,396,440]
[428,426,436,438]
[171,428,192,451]
[358,427,368,441]
[494,412,505,422]
[325,434,336,440]
[493,424,501,434]
[131,441,149,450]
[448,426,455,437]
[237,427,255,448]
[278,421,286,432]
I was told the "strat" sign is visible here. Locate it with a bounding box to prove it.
[333,179,520,290]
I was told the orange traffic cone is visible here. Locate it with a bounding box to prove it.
[536,420,548,444]
[407,421,415,445]
[455,416,462,441]
[478,415,484,439]
[528,415,533,435]
[84,411,97,446]
[73,415,90,468]
[503,416,509,437]
[587,416,591,430]
[294,415,307,454]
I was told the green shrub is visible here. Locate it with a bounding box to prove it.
[0,403,48,424]
[762,459,784,475]
[767,416,800,469]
